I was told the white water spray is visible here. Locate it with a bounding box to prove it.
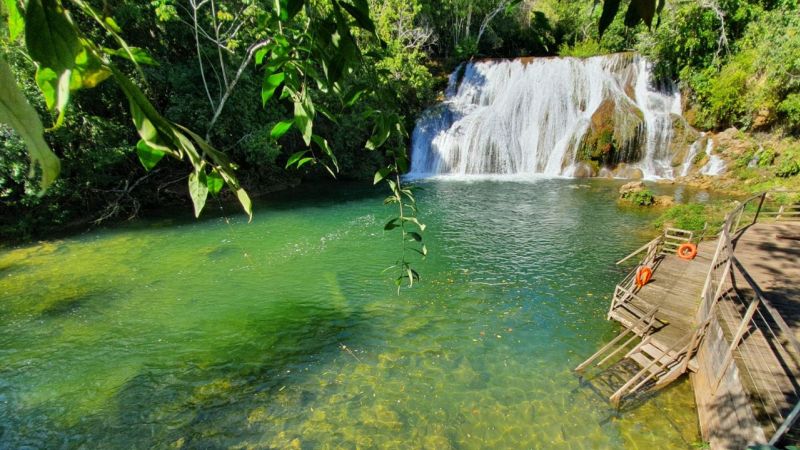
[409,54,683,179]
[700,139,726,175]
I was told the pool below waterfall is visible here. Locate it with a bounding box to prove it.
[0,178,702,448]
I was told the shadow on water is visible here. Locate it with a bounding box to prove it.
[1,275,376,448]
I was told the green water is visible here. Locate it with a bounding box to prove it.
[0,179,700,448]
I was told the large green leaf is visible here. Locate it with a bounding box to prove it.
[72,49,112,89]
[3,0,23,40]
[235,188,253,221]
[135,139,166,170]
[270,119,293,139]
[206,169,224,195]
[25,0,82,72]
[104,47,158,66]
[261,71,285,106]
[0,58,60,192]
[599,0,621,38]
[285,0,304,19]
[339,0,375,33]
[625,0,656,28]
[293,91,313,146]
[366,114,390,150]
[188,170,209,217]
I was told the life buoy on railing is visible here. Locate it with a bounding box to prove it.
[677,243,698,260]
[636,266,653,287]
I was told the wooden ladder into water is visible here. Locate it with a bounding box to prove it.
[576,227,701,406]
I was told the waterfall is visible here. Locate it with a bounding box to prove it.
[680,133,705,177]
[700,139,726,175]
[409,53,683,179]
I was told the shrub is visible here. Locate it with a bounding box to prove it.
[558,39,604,58]
[622,189,655,206]
[778,93,800,133]
[776,158,800,178]
[654,203,727,234]
[757,147,776,167]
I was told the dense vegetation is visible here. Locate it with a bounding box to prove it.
[1,0,799,242]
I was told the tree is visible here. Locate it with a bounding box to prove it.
[0,0,426,287]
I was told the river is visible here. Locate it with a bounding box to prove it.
[0,178,702,448]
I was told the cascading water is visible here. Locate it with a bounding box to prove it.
[700,139,726,175]
[409,54,684,179]
[680,133,706,177]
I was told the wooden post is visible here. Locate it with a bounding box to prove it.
[753,192,766,225]
[770,401,800,445]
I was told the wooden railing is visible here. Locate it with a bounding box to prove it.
[687,192,800,445]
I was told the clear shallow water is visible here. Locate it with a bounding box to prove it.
[0,179,699,448]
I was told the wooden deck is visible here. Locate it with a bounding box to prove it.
[609,240,714,359]
[578,194,800,447]
[717,221,800,437]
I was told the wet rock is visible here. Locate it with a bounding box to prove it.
[614,164,644,179]
[669,115,701,166]
[619,181,646,196]
[597,167,614,178]
[579,98,645,166]
[571,162,596,178]
[654,195,675,207]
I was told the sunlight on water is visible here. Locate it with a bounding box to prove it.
[0,179,700,448]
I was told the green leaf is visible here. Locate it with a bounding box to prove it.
[294,95,313,146]
[261,72,285,106]
[73,50,112,88]
[254,48,269,65]
[339,0,375,33]
[373,167,391,185]
[311,134,337,172]
[236,188,253,222]
[384,218,399,231]
[598,0,621,38]
[408,231,422,242]
[286,150,308,168]
[25,0,82,72]
[0,57,60,193]
[344,87,365,107]
[3,0,24,41]
[136,139,166,170]
[188,170,209,218]
[104,16,122,33]
[655,0,666,27]
[286,0,304,19]
[366,116,390,150]
[206,169,224,195]
[625,0,655,28]
[296,157,314,168]
[270,119,294,139]
[105,47,158,66]
[402,216,426,231]
[34,66,70,127]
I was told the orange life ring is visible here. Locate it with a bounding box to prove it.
[677,243,698,260]
[636,266,653,287]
